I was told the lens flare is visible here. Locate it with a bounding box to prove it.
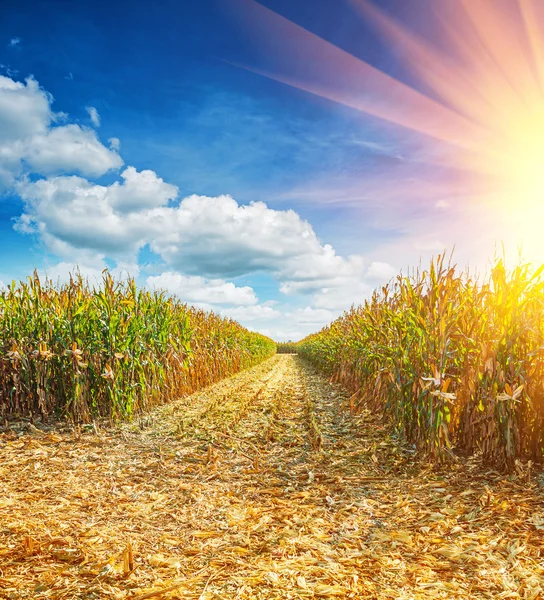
[227,0,544,263]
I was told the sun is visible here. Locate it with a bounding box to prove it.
[346,0,544,222]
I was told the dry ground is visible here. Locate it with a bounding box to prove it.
[1,355,544,599]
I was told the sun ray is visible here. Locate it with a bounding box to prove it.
[228,0,544,262]
[458,0,541,108]
[347,0,495,129]
[518,0,544,94]
[224,0,486,150]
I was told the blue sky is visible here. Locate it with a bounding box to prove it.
[0,0,537,339]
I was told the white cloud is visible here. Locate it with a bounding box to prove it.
[210,305,336,342]
[220,304,281,322]
[282,258,396,310]
[147,272,258,307]
[229,305,333,342]
[366,261,397,282]
[287,306,337,324]
[146,194,319,278]
[9,38,20,47]
[85,106,101,127]
[0,76,50,141]
[15,183,346,283]
[0,75,122,189]
[311,284,369,310]
[107,166,178,213]
[258,328,303,342]
[16,177,395,314]
[24,125,123,177]
[145,275,305,341]
[108,137,120,151]
[145,195,373,301]
[39,262,105,285]
[37,261,138,287]
[277,249,366,295]
[15,168,177,261]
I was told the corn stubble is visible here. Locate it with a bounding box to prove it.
[298,256,544,466]
[0,272,275,422]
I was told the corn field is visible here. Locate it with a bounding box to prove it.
[0,272,275,422]
[298,256,544,467]
[276,342,298,354]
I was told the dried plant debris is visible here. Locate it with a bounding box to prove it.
[1,355,543,599]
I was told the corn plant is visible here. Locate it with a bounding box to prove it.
[0,272,276,422]
[297,256,544,467]
[276,342,298,354]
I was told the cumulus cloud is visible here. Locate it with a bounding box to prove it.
[0,76,50,141]
[201,304,337,342]
[287,306,337,325]
[365,261,397,282]
[220,304,281,322]
[146,273,293,338]
[145,195,372,300]
[16,177,395,311]
[108,137,120,151]
[278,250,366,295]
[107,166,178,213]
[24,125,123,177]
[311,283,370,310]
[15,168,177,261]
[235,305,331,342]
[145,194,318,278]
[40,262,105,285]
[85,106,100,127]
[0,75,122,189]
[147,272,258,307]
[9,38,20,47]
[38,261,138,285]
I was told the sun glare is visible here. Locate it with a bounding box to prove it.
[493,117,544,209]
[230,0,544,264]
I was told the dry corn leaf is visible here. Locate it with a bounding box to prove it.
[148,554,182,568]
[314,584,347,596]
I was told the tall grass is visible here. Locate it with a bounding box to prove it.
[0,272,275,422]
[298,256,544,466]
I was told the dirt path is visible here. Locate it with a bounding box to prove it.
[1,355,543,599]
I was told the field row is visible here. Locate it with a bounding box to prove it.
[2,355,542,599]
[0,273,275,421]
